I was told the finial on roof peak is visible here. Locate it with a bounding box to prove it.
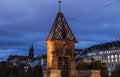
[58,0,62,13]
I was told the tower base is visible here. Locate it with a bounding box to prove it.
[49,70,62,77]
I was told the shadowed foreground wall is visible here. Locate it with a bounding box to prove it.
[43,70,101,77]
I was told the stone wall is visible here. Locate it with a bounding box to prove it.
[43,70,62,77]
[90,70,101,77]
[49,70,62,77]
[43,70,101,77]
[76,70,101,77]
[76,70,91,77]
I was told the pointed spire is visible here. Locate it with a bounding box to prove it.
[58,0,62,12]
[29,43,34,61]
[46,0,77,42]
[30,43,33,48]
[46,11,77,42]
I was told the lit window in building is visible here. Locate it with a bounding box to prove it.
[111,55,114,58]
[112,50,114,53]
[109,51,110,53]
[88,53,96,56]
[115,59,118,62]
[119,55,120,58]
[99,52,103,54]
[115,55,117,58]
[109,72,111,76]
[108,56,110,59]
[111,59,114,62]
[108,60,110,62]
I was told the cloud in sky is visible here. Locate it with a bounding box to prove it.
[0,0,120,60]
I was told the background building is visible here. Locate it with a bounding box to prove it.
[78,40,120,76]
[7,44,35,68]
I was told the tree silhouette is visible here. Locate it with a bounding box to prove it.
[33,65,43,77]
[76,60,108,77]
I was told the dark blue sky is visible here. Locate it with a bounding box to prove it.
[0,0,120,60]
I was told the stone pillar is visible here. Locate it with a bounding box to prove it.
[49,70,62,77]
[90,70,101,77]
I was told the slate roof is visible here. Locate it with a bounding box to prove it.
[47,12,77,42]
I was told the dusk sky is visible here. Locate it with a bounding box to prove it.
[0,0,120,60]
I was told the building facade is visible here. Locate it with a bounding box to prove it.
[7,44,35,66]
[81,40,120,77]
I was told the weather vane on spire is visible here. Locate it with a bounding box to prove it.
[58,0,62,12]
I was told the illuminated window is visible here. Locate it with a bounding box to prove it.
[111,55,114,58]
[115,55,117,58]
[119,55,120,58]
[88,53,96,56]
[108,56,110,59]
[115,59,118,62]
[109,72,111,76]
[108,60,110,62]
[111,59,114,62]
[99,52,103,54]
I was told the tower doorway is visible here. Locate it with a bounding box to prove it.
[58,57,69,77]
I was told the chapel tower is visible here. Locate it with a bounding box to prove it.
[46,1,77,77]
